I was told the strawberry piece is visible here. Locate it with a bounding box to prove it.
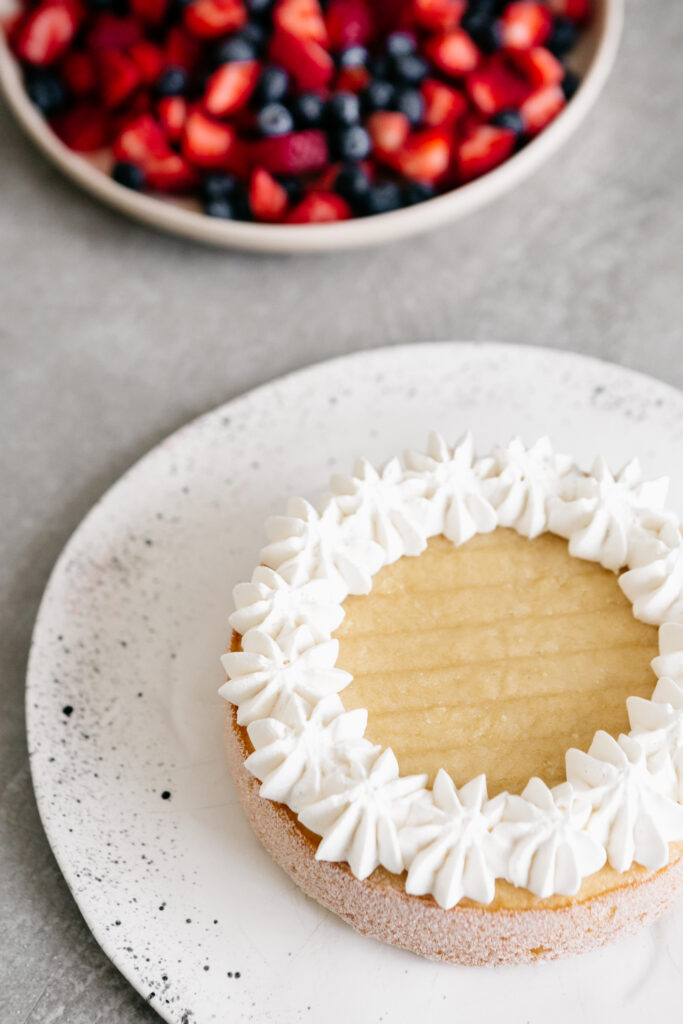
[204,59,259,117]
[114,113,169,162]
[249,166,289,221]
[251,129,329,175]
[421,78,466,128]
[457,123,516,180]
[130,0,168,26]
[3,12,24,49]
[99,49,141,109]
[367,110,410,155]
[158,95,187,142]
[500,2,553,50]
[466,58,530,116]
[165,27,201,72]
[412,0,465,32]
[60,50,97,97]
[51,101,109,150]
[548,0,590,21]
[393,128,453,183]
[274,0,328,45]
[335,64,370,93]
[268,29,334,90]
[286,191,351,223]
[310,161,343,191]
[510,45,564,87]
[183,0,247,39]
[325,0,373,49]
[128,41,166,87]
[14,0,82,66]
[86,14,142,51]
[425,30,479,77]
[126,90,153,115]
[146,152,197,191]
[519,82,565,133]
[182,109,240,167]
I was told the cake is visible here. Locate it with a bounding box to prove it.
[220,434,683,964]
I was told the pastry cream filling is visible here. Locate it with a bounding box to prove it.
[337,529,659,797]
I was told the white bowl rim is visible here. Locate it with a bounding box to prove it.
[0,0,623,253]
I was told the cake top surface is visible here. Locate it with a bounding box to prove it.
[220,434,683,904]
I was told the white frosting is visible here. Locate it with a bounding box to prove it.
[329,456,429,564]
[230,566,345,641]
[492,778,606,897]
[483,436,575,539]
[565,731,683,871]
[401,772,506,907]
[549,456,676,572]
[298,748,428,879]
[651,622,683,682]
[619,538,683,625]
[261,496,385,598]
[221,435,683,904]
[245,695,371,811]
[628,677,683,802]
[404,432,497,544]
[220,628,352,727]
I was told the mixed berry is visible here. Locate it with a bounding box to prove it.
[5,0,590,224]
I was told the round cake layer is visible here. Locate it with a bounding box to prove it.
[336,529,659,795]
[225,703,683,964]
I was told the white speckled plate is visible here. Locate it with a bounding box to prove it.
[27,342,683,1024]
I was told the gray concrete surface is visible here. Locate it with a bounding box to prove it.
[1,1,682,1019]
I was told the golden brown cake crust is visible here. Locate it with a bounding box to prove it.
[224,700,683,965]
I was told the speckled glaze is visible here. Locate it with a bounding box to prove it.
[26,343,683,1024]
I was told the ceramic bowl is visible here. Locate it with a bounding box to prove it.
[0,0,623,252]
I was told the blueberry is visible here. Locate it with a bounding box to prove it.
[327,91,361,127]
[291,91,325,128]
[278,176,303,205]
[561,69,580,100]
[232,186,252,220]
[240,21,268,52]
[332,125,372,161]
[154,65,187,97]
[201,174,238,203]
[369,55,391,80]
[491,108,524,134]
[204,198,237,219]
[246,0,274,16]
[205,184,250,220]
[361,79,396,113]
[112,161,145,191]
[25,70,65,115]
[547,16,578,56]
[166,0,194,17]
[84,0,123,10]
[386,31,416,58]
[257,102,294,136]
[394,87,424,126]
[335,163,371,210]
[254,66,289,104]
[401,181,436,206]
[462,2,502,53]
[391,53,429,86]
[361,181,402,216]
[215,34,258,63]
[339,45,368,67]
